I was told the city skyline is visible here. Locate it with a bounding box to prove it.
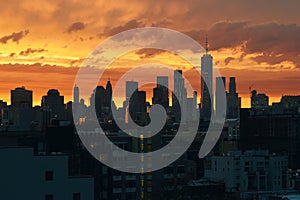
[1,1,300,199]
[0,75,297,109]
[0,73,288,113]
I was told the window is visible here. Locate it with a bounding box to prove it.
[73,193,80,200]
[45,194,53,200]
[147,181,152,187]
[45,171,53,181]
[177,166,185,174]
[102,167,107,174]
[164,166,173,174]
[126,180,136,187]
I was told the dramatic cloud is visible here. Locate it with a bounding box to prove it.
[135,48,166,59]
[186,21,300,68]
[224,57,234,66]
[70,58,85,67]
[66,22,85,33]
[9,53,16,57]
[0,30,29,44]
[19,48,47,56]
[243,23,300,68]
[99,19,146,37]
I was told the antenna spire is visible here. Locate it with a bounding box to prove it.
[205,35,208,54]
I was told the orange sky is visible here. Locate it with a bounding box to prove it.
[0,0,300,108]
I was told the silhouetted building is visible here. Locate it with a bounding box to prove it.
[215,118,240,155]
[226,77,240,119]
[240,108,300,169]
[45,120,74,153]
[186,91,198,121]
[251,90,269,109]
[126,81,138,101]
[0,100,7,126]
[272,95,300,114]
[0,147,94,200]
[123,81,149,125]
[11,86,32,108]
[201,39,213,121]
[2,106,36,131]
[129,90,148,125]
[172,70,187,122]
[41,89,65,120]
[93,86,106,119]
[73,84,79,104]
[205,150,292,193]
[99,80,114,121]
[105,79,113,106]
[79,131,197,200]
[88,80,116,124]
[216,77,226,118]
[152,76,169,108]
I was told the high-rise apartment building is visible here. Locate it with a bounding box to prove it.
[11,86,32,108]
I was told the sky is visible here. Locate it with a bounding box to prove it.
[0,0,300,107]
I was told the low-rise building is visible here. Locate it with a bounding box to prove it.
[0,147,94,200]
[204,150,293,193]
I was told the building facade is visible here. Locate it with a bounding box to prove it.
[205,150,292,193]
[0,147,94,200]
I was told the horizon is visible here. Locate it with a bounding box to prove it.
[1,76,285,109]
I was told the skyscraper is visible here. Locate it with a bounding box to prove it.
[227,77,240,119]
[201,37,213,121]
[124,81,148,125]
[157,76,168,89]
[186,91,198,121]
[8,87,34,131]
[173,70,184,101]
[41,89,65,120]
[73,84,79,104]
[251,90,269,109]
[90,80,114,120]
[172,70,187,122]
[104,80,113,121]
[11,86,32,108]
[152,76,169,108]
[94,86,106,118]
[105,79,112,104]
[229,77,236,94]
[216,77,226,117]
[126,81,138,101]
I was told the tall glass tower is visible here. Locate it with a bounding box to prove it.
[73,84,79,104]
[201,37,213,121]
